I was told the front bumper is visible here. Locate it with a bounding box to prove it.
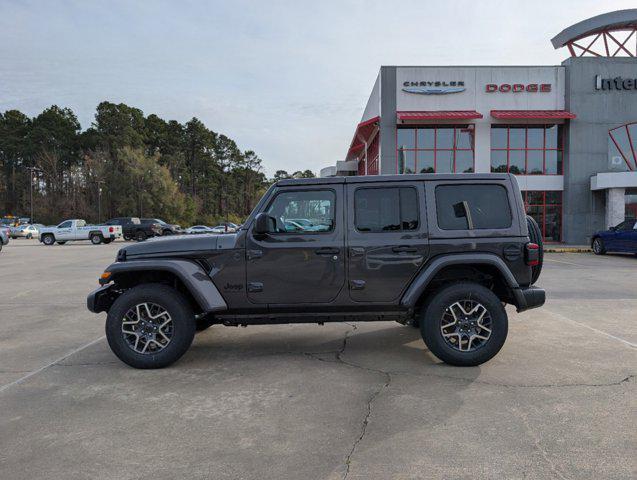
[513,286,546,312]
[87,284,118,313]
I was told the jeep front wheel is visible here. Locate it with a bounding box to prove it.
[420,282,508,366]
[105,284,196,369]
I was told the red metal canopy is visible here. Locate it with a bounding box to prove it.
[397,111,483,121]
[490,110,577,120]
[346,116,379,160]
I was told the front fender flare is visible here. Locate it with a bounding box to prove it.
[104,259,227,313]
[401,253,521,309]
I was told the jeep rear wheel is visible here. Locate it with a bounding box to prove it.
[526,216,544,285]
[105,284,195,369]
[420,282,508,366]
[42,234,55,246]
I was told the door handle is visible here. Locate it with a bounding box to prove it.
[392,246,417,253]
[315,247,339,255]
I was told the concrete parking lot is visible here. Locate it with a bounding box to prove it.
[0,239,635,480]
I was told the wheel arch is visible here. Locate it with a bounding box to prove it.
[402,254,522,311]
[99,259,227,315]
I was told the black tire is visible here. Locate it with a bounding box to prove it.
[162,229,173,236]
[42,234,55,246]
[123,234,132,241]
[105,284,196,369]
[57,241,67,245]
[136,230,147,242]
[103,238,113,244]
[90,234,103,245]
[592,237,606,255]
[420,282,508,366]
[26,233,32,239]
[526,216,543,285]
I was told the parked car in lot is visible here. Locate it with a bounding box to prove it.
[39,219,123,245]
[0,226,9,251]
[592,219,637,254]
[141,218,181,236]
[185,225,217,234]
[88,173,545,369]
[9,224,39,239]
[105,217,162,242]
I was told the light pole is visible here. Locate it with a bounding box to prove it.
[26,166,41,223]
[97,180,104,223]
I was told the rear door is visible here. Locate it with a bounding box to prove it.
[346,182,429,303]
[246,185,345,304]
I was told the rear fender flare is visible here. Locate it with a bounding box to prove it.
[106,259,227,313]
[401,253,522,309]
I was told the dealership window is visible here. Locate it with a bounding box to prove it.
[436,184,512,230]
[354,187,419,232]
[491,125,562,175]
[397,126,474,174]
[523,191,562,242]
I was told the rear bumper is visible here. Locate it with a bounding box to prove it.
[87,284,118,313]
[513,286,546,313]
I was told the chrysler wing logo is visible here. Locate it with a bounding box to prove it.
[402,81,466,95]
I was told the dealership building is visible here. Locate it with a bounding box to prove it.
[321,9,637,243]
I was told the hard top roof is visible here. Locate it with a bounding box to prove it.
[275,173,513,187]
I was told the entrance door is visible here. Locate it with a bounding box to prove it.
[246,186,345,304]
[346,183,429,303]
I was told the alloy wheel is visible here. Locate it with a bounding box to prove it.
[121,302,174,354]
[440,300,492,352]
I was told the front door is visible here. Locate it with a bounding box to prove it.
[56,220,74,240]
[246,186,345,304]
[346,183,429,303]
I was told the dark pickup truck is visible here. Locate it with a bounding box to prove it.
[88,174,545,369]
[105,217,162,242]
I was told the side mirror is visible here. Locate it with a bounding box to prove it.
[254,213,275,235]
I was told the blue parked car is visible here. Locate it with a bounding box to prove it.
[592,219,637,255]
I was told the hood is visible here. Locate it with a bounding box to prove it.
[120,233,231,258]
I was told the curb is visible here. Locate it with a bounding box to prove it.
[544,246,592,253]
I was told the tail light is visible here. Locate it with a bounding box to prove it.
[109,226,114,233]
[525,242,539,266]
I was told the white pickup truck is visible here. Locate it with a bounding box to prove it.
[39,219,123,245]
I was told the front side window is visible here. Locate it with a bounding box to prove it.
[491,125,563,175]
[354,187,419,232]
[397,126,474,174]
[436,184,512,230]
[58,221,72,228]
[266,190,335,233]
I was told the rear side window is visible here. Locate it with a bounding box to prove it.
[355,187,419,232]
[436,184,512,230]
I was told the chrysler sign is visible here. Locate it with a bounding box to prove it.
[486,83,552,93]
[402,80,465,95]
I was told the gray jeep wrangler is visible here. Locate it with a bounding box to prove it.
[87,174,545,369]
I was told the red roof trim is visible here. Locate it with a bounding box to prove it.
[397,110,483,120]
[346,116,380,160]
[490,110,577,119]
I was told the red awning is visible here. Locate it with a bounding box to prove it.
[490,110,576,120]
[397,111,483,121]
[346,116,379,160]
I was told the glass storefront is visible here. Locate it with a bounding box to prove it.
[524,191,562,242]
[491,125,563,175]
[397,126,474,174]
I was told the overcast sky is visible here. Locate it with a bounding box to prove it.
[1,0,635,176]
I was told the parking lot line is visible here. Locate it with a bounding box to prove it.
[546,310,637,349]
[0,335,105,394]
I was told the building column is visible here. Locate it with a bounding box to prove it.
[473,122,490,173]
[605,187,625,228]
